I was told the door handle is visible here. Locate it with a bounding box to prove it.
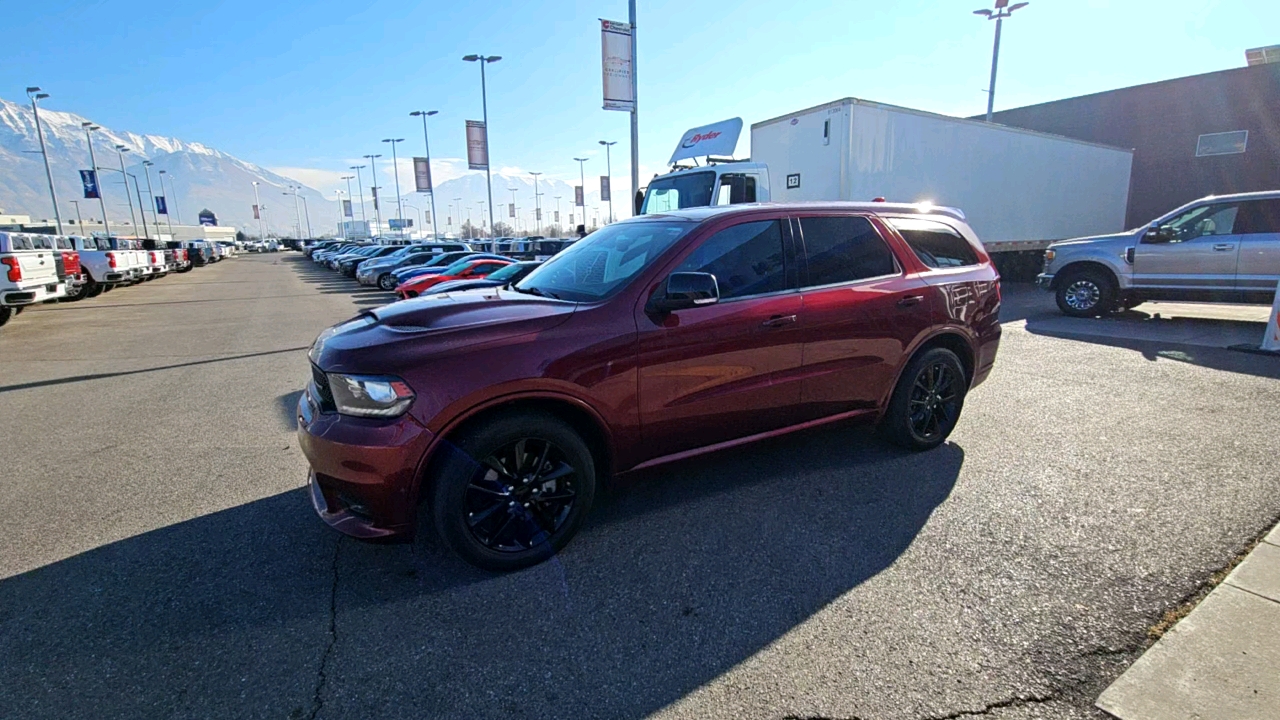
[1213,244,1235,251]
[760,314,797,328]
[897,295,925,307]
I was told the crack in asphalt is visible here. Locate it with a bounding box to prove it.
[918,693,1057,719]
[307,537,342,720]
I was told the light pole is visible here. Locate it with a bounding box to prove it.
[382,138,406,236]
[530,171,543,234]
[403,203,423,237]
[26,88,64,234]
[69,200,86,235]
[283,187,303,239]
[453,197,463,237]
[973,1,1029,122]
[82,122,111,238]
[335,190,347,239]
[157,169,177,231]
[252,181,267,240]
[364,154,383,236]
[126,172,149,240]
[554,195,562,237]
[142,161,163,239]
[341,175,356,235]
[299,194,313,238]
[349,165,368,225]
[599,140,617,223]
[410,110,441,240]
[508,188,519,234]
[573,157,588,228]
[114,145,138,235]
[462,54,501,237]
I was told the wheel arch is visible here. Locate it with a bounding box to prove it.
[412,392,615,509]
[878,328,978,411]
[1051,260,1120,290]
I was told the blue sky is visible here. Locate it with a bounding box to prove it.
[6,0,1278,201]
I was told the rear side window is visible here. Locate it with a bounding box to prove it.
[889,218,980,268]
[11,237,34,250]
[798,216,898,286]
[676,220,786,300]
[32,237,55,250]
[1234,200,1280,235]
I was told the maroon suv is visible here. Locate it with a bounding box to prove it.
[299,203,1001,570]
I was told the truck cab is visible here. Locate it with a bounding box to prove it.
[639,162,771,215]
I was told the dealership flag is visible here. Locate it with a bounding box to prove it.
[574,185,584,207]
[371,186,379,211]
[554,210,560,223]
[413,157,433,192]
[466,120,489,170]
[600,176,612,202]
[601,20,635,112]
[80,170,100,199]
[155,196,168,215]
[342,199,353,218]
[252,204,260,220]
[509,203,516,218]
[536,207,542,221]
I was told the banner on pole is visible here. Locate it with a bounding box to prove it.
[413,157,433,192]
[601,19,635,112]
[371,186,379,211]
[536,207,542,221]
[389,219,413,230]
[424,212,431,226]
[342,199,353,218]
[80,170,100,199]
[554,210,560,223]
[509,203,516,218]
[155,196,168,215]
[253,204,260,220]
[600,176,612,202]
[574,185,584,207]
[466,121,489,170]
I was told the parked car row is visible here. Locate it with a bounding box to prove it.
[304,239,542,299]
[0,232,235,330]
[298,202,1003,571]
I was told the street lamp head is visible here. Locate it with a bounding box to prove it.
[573,157,588,163]
[350,165,365,170]
[26,86,41,94]
[486,56,501,63]
[116,145,129,152]
[35,93,49,100]
[973,8,993,15]
[462,55,479,62]
[143,160,153,167]
[1009,2,1029,11]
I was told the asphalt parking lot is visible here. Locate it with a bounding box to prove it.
[2,253,1278,720]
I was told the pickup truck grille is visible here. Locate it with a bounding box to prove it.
[310,363,336,413]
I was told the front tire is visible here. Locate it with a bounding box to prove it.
[879,347,967,451]
[0,305,11,328]
[424,411,596,572]
[378,273,396,291]
[1055,268,1116,317]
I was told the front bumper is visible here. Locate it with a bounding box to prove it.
[1036,273,1054,290]
[296,384,435,539]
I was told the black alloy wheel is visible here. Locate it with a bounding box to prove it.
[463,438,579,553]
[426,411,596,571]
[880,347,967,451]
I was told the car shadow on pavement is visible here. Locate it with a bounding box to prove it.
[0,421,961,719]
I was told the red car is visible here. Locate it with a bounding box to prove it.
[300,203,1001,570]
[395,258,512,299]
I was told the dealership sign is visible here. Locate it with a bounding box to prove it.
[466,121,489,170]
[669,118,743,164]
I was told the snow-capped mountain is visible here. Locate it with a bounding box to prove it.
[0,96,332,234]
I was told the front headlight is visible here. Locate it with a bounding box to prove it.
[1044,249,1056,262]
[328,374,415,417]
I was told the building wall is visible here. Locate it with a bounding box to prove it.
[988,63,1280,228]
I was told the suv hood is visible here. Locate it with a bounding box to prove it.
[311,289,577,372]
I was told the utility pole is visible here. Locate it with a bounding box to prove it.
[629,0,640,218]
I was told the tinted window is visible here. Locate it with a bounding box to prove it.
[32,236,55,250]
[889,218,979,268]
[1235,200,1280,235]
[641,172,715,214]
[517,221,694,302]
[1164,203,1239,241]
[11,237,34,250]
[471,262,506,274]
[798,216,898,286]
[676,220,786,300]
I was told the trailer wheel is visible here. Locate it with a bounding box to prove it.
[1055,267,1116,318]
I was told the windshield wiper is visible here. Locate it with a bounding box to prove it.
[511,285,560,300]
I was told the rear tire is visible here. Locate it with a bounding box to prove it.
[62,281,87,302]
[1055,267,1116,317]
[423,411,596,572]
[879,347,967,451]
[0,306,11,328]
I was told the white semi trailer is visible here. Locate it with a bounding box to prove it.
[639,100,1135,276]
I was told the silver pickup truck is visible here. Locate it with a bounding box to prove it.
[1,232,68,328]
[1038,191,1280,317]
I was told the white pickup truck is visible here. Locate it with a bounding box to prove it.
[1,232,68,328]
[106,238,148,282]
[69,236,133,298]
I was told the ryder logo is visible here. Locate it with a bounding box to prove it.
[681,130,722,149]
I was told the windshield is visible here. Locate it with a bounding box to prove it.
[641,171,715,214]
[484,263,526,282]
[515,221,695,302]
[440,259,477,275]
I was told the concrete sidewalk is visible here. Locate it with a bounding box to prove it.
[1097,522,1280,719]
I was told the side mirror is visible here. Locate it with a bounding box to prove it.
[646,272,719,314]
[1143,225,1175,244]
